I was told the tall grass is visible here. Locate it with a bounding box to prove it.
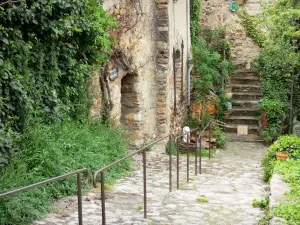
[0,120,130,225]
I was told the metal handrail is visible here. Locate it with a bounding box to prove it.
[93,135,170,225]
[173,120,214,189]
[0,119,218,225]
[0,168,89,225]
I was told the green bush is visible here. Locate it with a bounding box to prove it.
[260,98,286,141]
[0,0,116,168]
[262,135,300,181]
[165,141,177,156]
[216,132,227,148]
[0,120,130,225]
[273,159,300,224]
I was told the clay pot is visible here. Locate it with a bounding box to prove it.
[276,152,288,160]
[224,112,230,118]
[236,0,245,4]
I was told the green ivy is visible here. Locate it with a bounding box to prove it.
[262,135,300,181]
[190,0,202,43]
[0,0,116,169]
[259,98,286,141]
[237,9,266,47]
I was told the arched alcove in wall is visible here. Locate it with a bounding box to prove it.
[120,72,142,146]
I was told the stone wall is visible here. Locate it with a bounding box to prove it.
[200,0,262,68]
[89,0,190,146]
[156,0,189,136]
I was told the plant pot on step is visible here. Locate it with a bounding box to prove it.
[224,112,230,118]
[276,152,288,160]
[236,0,245,4]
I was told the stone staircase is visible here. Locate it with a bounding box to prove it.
[225,69,262,136]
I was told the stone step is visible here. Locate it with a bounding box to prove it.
[231,84,261,92]
[232,100,260,108]
[234,69,257,77]
[226,133,263,142]
[231,76,260,85]
[232,92,262,100]
[230,108,259,117]
[224,124,259,134]
[226,116,259,126]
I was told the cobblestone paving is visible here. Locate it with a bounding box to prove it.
[33,142,268,225]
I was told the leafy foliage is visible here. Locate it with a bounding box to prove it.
[273,159,300,224]
[252,0,300,138]
[259,98,286,141]
[0,120,130,225]
[0,0,116,168]
[262,135,300,181]
[237,9,266,46]
[190,0,202,42]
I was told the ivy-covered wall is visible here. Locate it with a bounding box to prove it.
[0,0,115,168]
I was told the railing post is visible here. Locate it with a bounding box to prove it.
[143,149,147,219]
[187,133,190,183]
[169,135,172,192]
[176,137,179,189]
[199,136,202,174]
[77,173,83,225]
[209,122,211,160]
[101,171,106,225]
[195,131,198,175]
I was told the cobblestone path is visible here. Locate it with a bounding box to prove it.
[34,142,268,225]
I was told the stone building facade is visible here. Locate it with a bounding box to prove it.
[90,0,190,147]
[200,0,262,68]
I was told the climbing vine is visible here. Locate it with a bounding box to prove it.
[0,0,116,169]
[237,9,266,47]
[190,0,202,43]
[253,0,300,140]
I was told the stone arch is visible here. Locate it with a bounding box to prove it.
[121,72,142,147]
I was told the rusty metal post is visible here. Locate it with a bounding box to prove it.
[173,48,177,117]
[143,149,147,218]
[176,138,180,189]
[77,173,83,225]
[195,132,198,175]
[209,122,211,160]
[187,133,190,182]
[101,171,106,225]
[181,40,184,101]
[169,135,172,192]
[199,136,202,174]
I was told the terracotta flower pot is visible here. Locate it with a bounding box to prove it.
[236,0,245,4]
[224,112,230,118]
[276,152,288,160]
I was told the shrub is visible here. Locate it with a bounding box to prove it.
[262,135,300,181]
[0,120,130,225]
[273,160,300,224]
[259,98,286,141]
[216,132,227,148]
[0,0,116,169]
[165,141,177,156]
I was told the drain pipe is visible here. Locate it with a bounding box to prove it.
[187,0,192,108]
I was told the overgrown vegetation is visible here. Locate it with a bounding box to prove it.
[251,0,300,141]
[190,0,201,43]
[237,9,266,47]
[262,135,300,182]
[273,159,300,223]
[262,134,300,224]
[0,0,116,168]
[252,196,269,209]
[0,120,130,225]
[0,1,129,224]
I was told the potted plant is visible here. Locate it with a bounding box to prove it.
[224,111,231,118]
